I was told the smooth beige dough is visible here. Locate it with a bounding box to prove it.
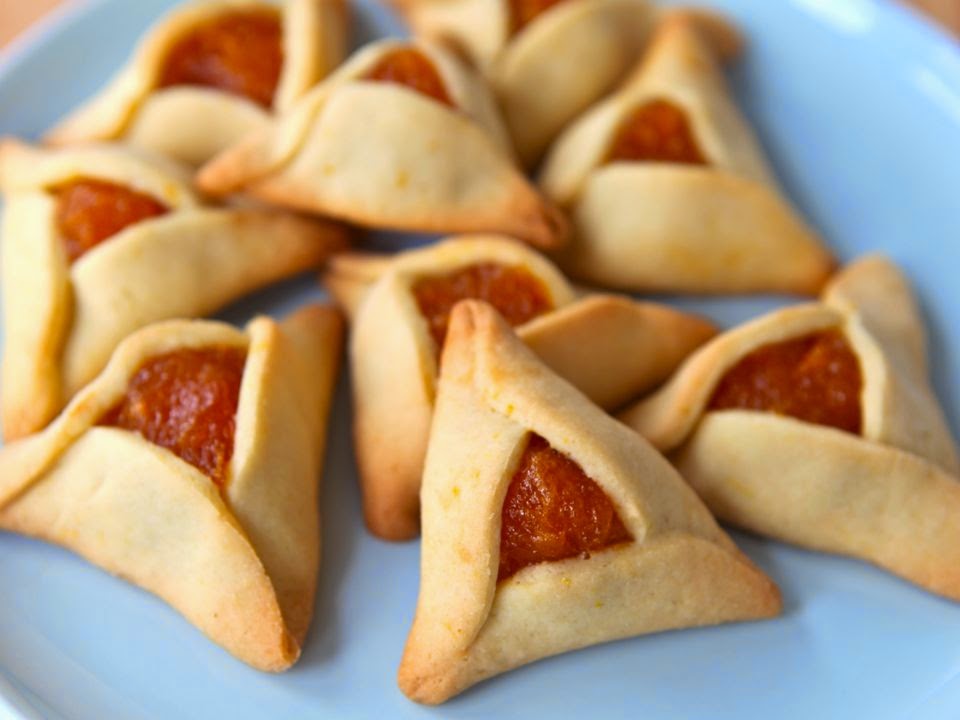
[328,235,714,540]
[197,39,567,248]
[398,301,780,704]
[539,12,833,293]
[400,0,659,166]
[0,139,346,440]
[0,306,343,670]
[620,256,960,599]
[46,0,349,166]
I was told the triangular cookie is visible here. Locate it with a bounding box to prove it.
[46,0,349,166]
[397,301,780,703]
[0,305,342,670]
[196,39,566,248]
[322,235,714,540]
[539,12,834,293]
[620,256,960,599]
[0,139,346,440]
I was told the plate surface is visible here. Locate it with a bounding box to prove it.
[1,0,960,718]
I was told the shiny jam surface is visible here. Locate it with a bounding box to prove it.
[509,0,569,32]
[100,348,247,487]
[498,434,633,581]
[363,48,454,107]
[413,263,553,349]
[605,100,708,166]
[158,10,283,108]
[54,178,169,263]
[708,330,863,434]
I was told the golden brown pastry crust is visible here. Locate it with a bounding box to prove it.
[324,235,714,540]
[539,13,834,294]
[620,256,960,599]
[518,294,715,410]
[196,39,567,248]
[0,305,343,670]
[397,301,780,704]
[0,139,347,440]
[45,0,349,166]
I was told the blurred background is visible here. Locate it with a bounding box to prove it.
[912,0,960,33]
[1,0,958,47]
[2,0,63,46]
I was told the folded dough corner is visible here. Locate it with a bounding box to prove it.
[0,306,343,671]
[196,39,568,249]
[321,235,716,541]
[398,300,780,704]
[539,11,834,294]
[45,0,350,167]
[0,139,346,440]
[621,256,960,600]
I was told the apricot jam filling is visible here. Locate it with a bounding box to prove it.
[363,48,454,107]
[509,0,569,33]
[100,347,247,487]
[158,9,283,108]
[708,330,863,434]
[605,99,708,166]
[54,178,169,263]
[498,434,633,581]
[413,263,553,349]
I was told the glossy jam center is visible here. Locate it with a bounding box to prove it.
[709,330,863,434]
[606,100,708,165]
[509,0,569,32]
[498,434,632,581]
[100,347,247,487]
[54,178,169,263]
[158,10,283,108]
[413,263,553,349]
[363,48,453,107]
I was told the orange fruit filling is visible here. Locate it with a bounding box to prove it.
[413,263,553,349]
[709,330,863,434]
[606,99,708,166]
[54,178,169,262]
[363,47,454,107]
[499,434,633,581]
[158,9,283,108]
[100,347,247,487]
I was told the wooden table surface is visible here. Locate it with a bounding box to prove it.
[1,0,65,48]
[1,0,958,49]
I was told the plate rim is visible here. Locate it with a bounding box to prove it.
[0,0,958,717]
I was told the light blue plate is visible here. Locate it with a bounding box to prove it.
[1,0,959,718]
